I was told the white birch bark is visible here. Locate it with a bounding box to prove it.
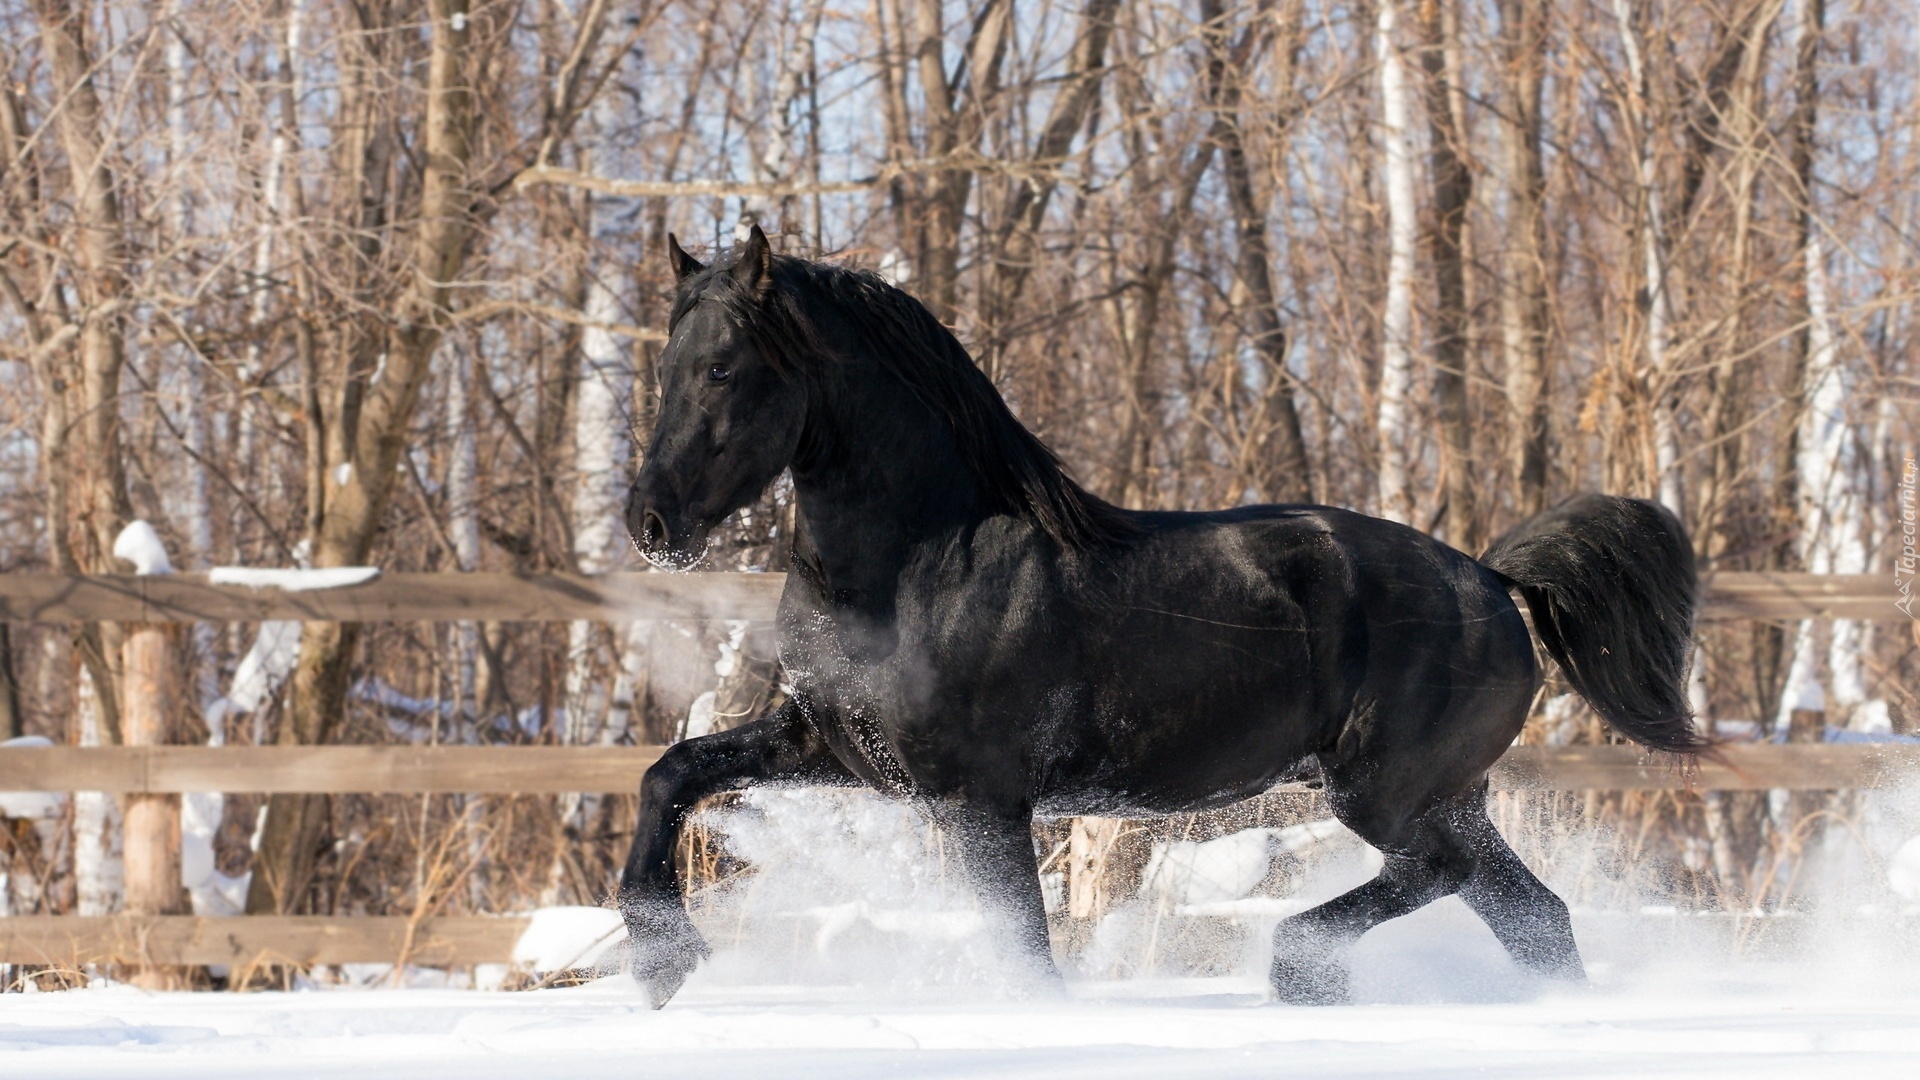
[248,1,302,348]
[1809,251,1868,714]
[1776,0,1868,729]
[165,9,234,916]
[73,669,122,915]
[238,0,304,476]
[1777,228,1867,728]
[446,343,482,701]
[1610,0,1683,514]
[444,342,491,907]
[555,86,639,878]
[743,0,826,234]
[1374,0,1418,525]
[164,10,210,577]
[563,264,633,745]
[222,0,306,755]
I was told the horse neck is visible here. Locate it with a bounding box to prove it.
[789,364,985,591]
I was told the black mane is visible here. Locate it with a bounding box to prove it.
[670,251,1135,550]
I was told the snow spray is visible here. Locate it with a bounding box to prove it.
[678,788,1010,999]
[664,781,1920,1007]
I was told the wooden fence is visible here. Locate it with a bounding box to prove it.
[0,570,1892,624]
[4,743,1920,795]
[0,570,1907,972]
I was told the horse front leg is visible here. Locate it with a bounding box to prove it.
[618,697,851,1008]
[930,798,1061,990]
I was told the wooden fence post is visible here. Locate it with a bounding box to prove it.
[1067,817,1125,919]
[112,523,188,988]
[121,624,184,919]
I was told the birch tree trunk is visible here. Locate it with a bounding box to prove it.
[1374,0,1419,525]
[1497,0,1551,519]
[910,0,1009,322]
[744,0,827,235]
[1609,0,1682,514]
[558,114,637,886]
[249,0,499,915]
[33,0,137,918]
[444,340,491,907]
[165,7,235,922]
[0,626,19,741]
[1416,0,1476,549]
[1204,0,1313,506]
[1775,0,1867,729]
[1697,0,1784,556]
[980,0,1119,369]
[447,346,482,698]
[1108,20,1218,508]
[73,668,122,916]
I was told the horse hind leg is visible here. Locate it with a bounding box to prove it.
[1268,806,1476,1005]
[1448,796,1585,983]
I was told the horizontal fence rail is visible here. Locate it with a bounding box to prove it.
[0,571,787,624]
[0,570,1907,977]
[4,744,1918,971]
[1489,744,1920,790]
[0,746,667,795]
[2,744,1915,794]
[0,916,530,968]
[0,571,1896,624]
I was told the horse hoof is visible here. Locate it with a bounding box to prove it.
[622,902,710,1009]
[1003,960,1068,1001]
[631,939,703,1009]
[1269,956,1350,1006]
[637,969,689,1010]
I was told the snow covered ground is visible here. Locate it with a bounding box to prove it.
[7,883,1920,1079]
[7,787,1920,1078]
[4,951,1919,1080]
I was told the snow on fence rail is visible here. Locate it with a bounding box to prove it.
[0,571,788,623]
[0,571,1894,623]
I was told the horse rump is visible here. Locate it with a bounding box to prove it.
[1480,493,1707,754]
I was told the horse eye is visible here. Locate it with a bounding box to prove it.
[706,364,731,384]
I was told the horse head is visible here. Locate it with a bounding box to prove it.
[627,225,808,569]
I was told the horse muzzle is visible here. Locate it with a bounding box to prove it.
[626,487,713,571]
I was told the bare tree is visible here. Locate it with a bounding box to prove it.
[0,0,1914,928]
[1375,0,1420,524]
[1416,0,1477,550]
[1496,0,1551,519]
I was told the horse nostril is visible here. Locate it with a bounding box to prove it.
[641,509,669,549]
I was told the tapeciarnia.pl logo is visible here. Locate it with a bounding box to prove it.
[1898,456,1916,618]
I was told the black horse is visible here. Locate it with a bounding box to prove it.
[618,226,1702,1008]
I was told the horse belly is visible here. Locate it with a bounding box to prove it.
[1033,632,1329,816]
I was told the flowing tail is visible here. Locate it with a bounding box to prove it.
[1480,494,1707,754]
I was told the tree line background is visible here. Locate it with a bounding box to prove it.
[0,0,1914,941]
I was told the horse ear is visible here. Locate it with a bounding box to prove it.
[731,223,773,293]
[667,233,705,283]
